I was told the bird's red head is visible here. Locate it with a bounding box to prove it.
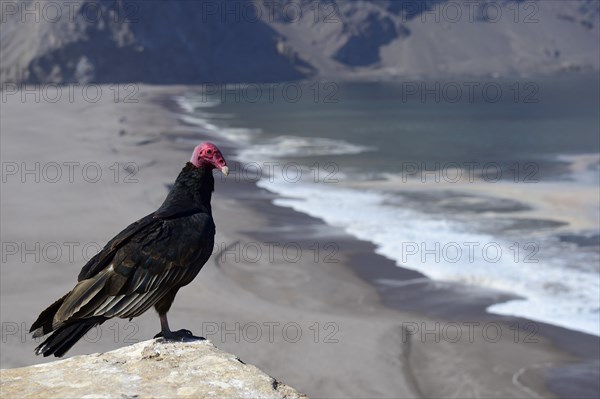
[190,142,229,176]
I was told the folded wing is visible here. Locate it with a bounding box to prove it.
[31,212,214,339]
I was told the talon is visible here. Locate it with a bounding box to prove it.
[155,328,204,341]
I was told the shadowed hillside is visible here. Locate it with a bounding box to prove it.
[1,0,598,84]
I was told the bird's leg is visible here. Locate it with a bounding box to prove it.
[153,290,204,341]
[153,312,204,341]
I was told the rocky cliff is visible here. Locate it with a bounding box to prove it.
[0,339,306,399]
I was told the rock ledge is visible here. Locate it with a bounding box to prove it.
[0,339,306,399]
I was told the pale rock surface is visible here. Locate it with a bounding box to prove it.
[0,339,306,399]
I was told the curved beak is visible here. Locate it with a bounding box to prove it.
[220,165,229,176]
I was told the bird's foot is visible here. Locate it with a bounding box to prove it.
[154,329,205,342]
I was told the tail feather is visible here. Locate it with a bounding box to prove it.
[30,292,70,338]
[35,317,106,357]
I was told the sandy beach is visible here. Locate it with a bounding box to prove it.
[1,85,597,398]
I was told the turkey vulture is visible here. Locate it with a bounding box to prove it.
[30,142,229,357]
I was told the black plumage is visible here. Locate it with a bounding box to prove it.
[30,143,228,357]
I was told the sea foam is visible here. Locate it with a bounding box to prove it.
[257,169,600,336]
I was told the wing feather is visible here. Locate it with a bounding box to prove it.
[49,213,214,329]
[54,270,112,324]
[92,294,127,316]
[106,270,184,318]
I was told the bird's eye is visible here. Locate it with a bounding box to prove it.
[206,149,212,155]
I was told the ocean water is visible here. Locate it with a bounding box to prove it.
[175,74,600,336]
